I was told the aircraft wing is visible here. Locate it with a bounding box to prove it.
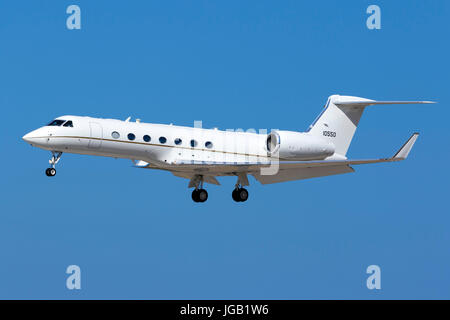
[136,133,419,185]
[251,131,415,183]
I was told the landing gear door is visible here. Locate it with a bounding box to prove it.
[88,122,103,149]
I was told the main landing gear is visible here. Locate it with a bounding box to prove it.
[191,175,208,203]
[232,173,249,202]
[232,187,249,202]
[45,151,62,177]
[192,188,208,203]
[189,173,250,203]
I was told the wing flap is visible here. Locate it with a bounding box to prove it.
[252,165,354,184]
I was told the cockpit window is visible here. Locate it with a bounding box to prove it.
[47,120,65,126]
[63,120,73,127]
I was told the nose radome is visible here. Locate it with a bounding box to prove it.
[22,132,33,143]
[22,128,43,144]
[22,128,49,148]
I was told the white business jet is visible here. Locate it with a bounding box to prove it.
[23,95,432,203]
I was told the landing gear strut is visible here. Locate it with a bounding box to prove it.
[45,151,62,177]
[190,175,208,203]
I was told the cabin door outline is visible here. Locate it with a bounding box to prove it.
[88,122,103,149]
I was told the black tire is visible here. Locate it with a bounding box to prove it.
[198,189,208,202]
[191,189,200,202]
[48,168,56,176]
[238,188,248,202]
[45,168,50,176]
[232,188,241,202]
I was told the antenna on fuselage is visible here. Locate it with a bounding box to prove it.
[125,116,131,122]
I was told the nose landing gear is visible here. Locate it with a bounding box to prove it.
[45,151,62,177]
[45,168,56,177]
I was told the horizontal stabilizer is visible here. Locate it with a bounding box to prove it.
[335,99,435,108]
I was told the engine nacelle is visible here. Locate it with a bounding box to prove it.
[266,130,335,160]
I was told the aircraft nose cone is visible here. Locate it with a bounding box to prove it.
[22,128,49,148]
[22,132,33,143]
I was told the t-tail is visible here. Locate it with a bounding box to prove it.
[307,95,434,157]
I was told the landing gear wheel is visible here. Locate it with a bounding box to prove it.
[192,189,208,203]
[238,188,248,202]
[232,188,241,202]
[197,189,208,202]
[232,188,249,202]
[192,189,200,202]
[45,168,56,177]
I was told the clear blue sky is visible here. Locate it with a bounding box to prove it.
[0,0,449,299]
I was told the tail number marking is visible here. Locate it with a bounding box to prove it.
[323,131,336,137]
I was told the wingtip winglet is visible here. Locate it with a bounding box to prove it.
[393,133,419,160]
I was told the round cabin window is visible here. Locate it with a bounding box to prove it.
[111,131,120,139]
